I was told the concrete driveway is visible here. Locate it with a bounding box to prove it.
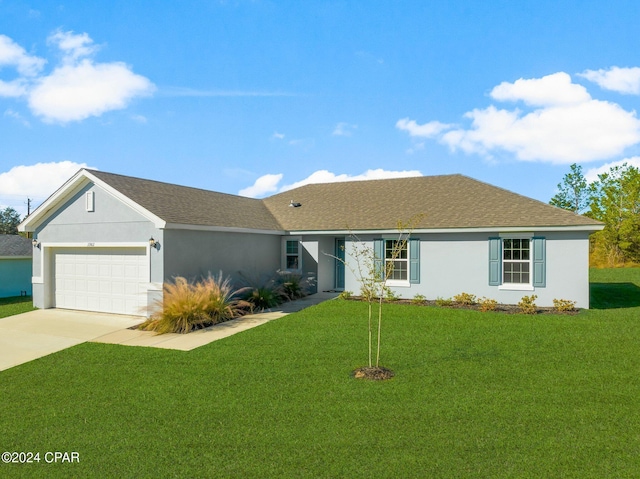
[0,292,338,372]
[0,309,142,372]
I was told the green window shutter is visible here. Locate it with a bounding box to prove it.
[374,239,384,280]
[532,237,546,287]
[488,237,501,286]
[409,238,420,284]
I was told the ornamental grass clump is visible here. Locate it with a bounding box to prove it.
[139,273,249,334]
[275,270,313,301]
[244,285,281,311]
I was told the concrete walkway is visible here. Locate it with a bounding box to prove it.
[0,292,337,371]
[92,292,338,350]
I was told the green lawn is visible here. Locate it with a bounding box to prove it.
[1,271,640,478]
[0,296,35,319]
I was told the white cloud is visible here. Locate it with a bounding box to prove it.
[0,79,27,97]
[396,118,451,137]
[0,161,93,215]
[579,67,640,95]
[398,72,640,164]
[490,72,590,106]
[28,60,154,123]
[584,157,640,183]
[332,122,357,137]
[0,32,154,123]
[48,30,97,64]
[238,173,283,198]
[239,169,423,198]
[0,34,46,76]
[272,131,285,140]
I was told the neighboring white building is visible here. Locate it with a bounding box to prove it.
[19,169,603,315]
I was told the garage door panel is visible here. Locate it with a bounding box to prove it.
[54,247,148,316]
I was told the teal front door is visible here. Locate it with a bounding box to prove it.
[335,238,345,290]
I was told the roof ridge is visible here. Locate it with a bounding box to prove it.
[86,169,258,202]
[264,173,465,198]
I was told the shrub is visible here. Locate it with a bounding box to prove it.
[384,287,400,302]
[411,294,427,305]
[553,298,577,312]
[244,285,282,311]
[478,297,498,312]
[453,292,477,305]
[139,273,249,334]
[518,295,538,315]
[435,296,453,307]
[274,270,315,301]
[338,290,353,300]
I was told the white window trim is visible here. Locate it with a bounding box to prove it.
[383,238,409,285]
[386,279,411,288]
[498,233,534,290]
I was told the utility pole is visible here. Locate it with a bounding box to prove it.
[25,198,32,239]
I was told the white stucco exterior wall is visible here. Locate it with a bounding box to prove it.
[343,231,592,308]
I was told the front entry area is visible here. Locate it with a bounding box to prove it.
[53,247,148,316]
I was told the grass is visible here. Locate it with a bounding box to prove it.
[1,271,640,478]
[0,296,35,319]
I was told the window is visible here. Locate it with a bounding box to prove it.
[385,239,408,281]
[374,238,420,285]
[285,240,300,270]
[488,236,546,288]
[502,238,530,284]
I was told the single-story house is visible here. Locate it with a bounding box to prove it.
[18,169,603,315]
[0,234,33,298]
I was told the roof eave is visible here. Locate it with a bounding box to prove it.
[163,223,285,235]
[285,224,605,235]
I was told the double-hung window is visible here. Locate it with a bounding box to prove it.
[373,238,420,286]
[489,235,545,289]
[285,239,300,270]
[502,238,530,284]
[385,240,408,281]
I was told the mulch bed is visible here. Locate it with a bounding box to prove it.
[344,297,580,315]
[352,366,395,381]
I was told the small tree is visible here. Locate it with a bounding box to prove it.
[329,215,423,375]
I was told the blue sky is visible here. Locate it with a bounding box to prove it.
[2,0,640,217]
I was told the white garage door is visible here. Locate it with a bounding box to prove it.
[54,247,148,315]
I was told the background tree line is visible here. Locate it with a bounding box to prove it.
[550,163,640,267]
[0,207,22,235]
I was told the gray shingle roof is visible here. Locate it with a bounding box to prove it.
[263,174,603,231]
[0,235,32,257]
[89,170,602,232]
[89,170,283,230]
